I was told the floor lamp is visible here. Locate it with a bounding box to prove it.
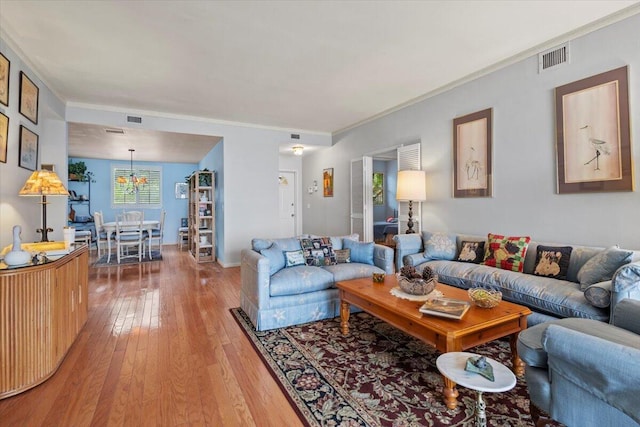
[19,170,70,242]
[396,170,426,234]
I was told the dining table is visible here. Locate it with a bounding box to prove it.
[102,220,160,263]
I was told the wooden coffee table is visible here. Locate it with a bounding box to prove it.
[336,275,531,409]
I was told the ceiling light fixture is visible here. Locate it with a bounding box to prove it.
[117,149,147,194]
[292,146,304,156]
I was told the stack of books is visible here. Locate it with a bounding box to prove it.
[420,297,471,320]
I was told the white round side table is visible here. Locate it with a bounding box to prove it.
[436,352,516,427]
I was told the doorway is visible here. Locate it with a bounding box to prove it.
[278,171,297,237]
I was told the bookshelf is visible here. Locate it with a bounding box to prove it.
[188,171,215,263]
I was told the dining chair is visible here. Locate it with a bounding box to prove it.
[115,212,146,263]
[93,211,110,258]
[122,210,143,221]
[147,210,166,259]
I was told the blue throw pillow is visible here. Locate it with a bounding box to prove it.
[343,239,374,265]
[260,243,285,275]
[422,231,457,260]
[577,246,633,290]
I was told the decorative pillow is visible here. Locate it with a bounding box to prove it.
[482,233,531,273]
[342,239,374,265]
[334,248,351,264]
[423,231,457,260]
[584,281,612,308]
[533,245,573,280]
[260,243,285,275]
[457,241,485,264]
[300,237,337,266]
[284,250,305,268]
[577,246,633,290]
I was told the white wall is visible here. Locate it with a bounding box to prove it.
[0,40,67,249]
[303,14,640,250]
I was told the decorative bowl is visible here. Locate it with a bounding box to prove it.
[468,288,502,308]
[397,276,437,296]
[372,272,385,283]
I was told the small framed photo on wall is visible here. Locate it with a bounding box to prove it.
[0,52,9,107]
[19,71,39,125]
[19,125,38,171]
[323,168,334,197]
[0,112,8,163]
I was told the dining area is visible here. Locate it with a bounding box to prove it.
[93,209,166,265]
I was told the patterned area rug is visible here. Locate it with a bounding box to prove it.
[232,308,563,427]
[93,250,162,266]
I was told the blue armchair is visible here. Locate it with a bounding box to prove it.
[517,299,640,427]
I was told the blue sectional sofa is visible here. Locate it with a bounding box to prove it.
[394,231,640,326]
[240,234,395,331]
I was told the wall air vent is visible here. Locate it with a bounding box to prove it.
[127,115,142,124]
[538,42,570,73]
[291,133,300,139]
[105,128,124,134]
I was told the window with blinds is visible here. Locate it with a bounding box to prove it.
[111,165,162,209]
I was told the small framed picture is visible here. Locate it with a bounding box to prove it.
[175,182,188,199]
[0,52,9,107]
[19,125,38,171]
[323,168,334,197]
[0,112,8,163]
[19,71,39,125]
[453,108,493,198]
[41,163,55,172]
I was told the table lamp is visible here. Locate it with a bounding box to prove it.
[396,170,426,234]
[19,170,70,242]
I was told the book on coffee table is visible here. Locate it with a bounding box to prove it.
[420,297,471,320]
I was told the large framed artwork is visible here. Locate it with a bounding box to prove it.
[323,168,334,197]
[0,112,8,163]
[0,52,9,107]
[555,66,632,193]
[19,125,38,171]
[19,71,39,125]
[453,108,492,198]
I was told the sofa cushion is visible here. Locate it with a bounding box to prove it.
[577,246,634,290]
[284,249,305,268]
[343,239,374,265]
[482,233,531,273]
[323,263,384,282]
[457,241,485,264]
[300,237,336,266]
[584,281,611,308]
[253,237,302,252]
[422,231,457,260]
[533,245,572,280]
[260,243,285,275]
[326,234,358,250]
[269,265,335,297]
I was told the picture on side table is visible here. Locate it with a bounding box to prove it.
[453,108,492,198]
[19,71,39,125]
[0,52,9,107]
[18,125,38,171]
[0,112,8,163]
[555,66,632,193]
[323,167,333,197]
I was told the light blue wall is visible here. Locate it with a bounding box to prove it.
[67,157,196,244]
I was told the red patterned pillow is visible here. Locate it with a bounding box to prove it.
[482,233,531,272]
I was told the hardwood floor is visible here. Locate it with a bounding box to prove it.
[0,246,302,426]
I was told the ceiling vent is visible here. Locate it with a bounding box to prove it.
[290,133,300,139]
[105,128,124,134]
[127,115,142,124]
[538,42,570,73]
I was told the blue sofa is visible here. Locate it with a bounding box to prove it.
[394,232,640,326]
[240,234,395,331]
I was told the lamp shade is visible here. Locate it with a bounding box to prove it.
[19,170,69,196]
[396,170,426,201]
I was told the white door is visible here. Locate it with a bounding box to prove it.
[278,171,296,237]
[350,157,373,241]
[397,143,422,234]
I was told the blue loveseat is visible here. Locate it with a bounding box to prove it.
[394,231,640,326]
[240,234,394,331]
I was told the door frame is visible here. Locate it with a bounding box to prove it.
[278,169,301,236]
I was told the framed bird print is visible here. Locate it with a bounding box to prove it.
[555,66,632,193]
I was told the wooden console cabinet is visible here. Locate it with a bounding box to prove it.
[0,246,89,399]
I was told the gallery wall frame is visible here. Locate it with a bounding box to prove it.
[19,71,39,125]
[0,112,8,163]
[19,125,38,171]
[555,66,632,193]
[175,182,188,199]
[0,52,9,107]
[323,168,334,197]
[453,108,492,198]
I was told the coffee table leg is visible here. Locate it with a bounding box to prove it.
[442,375,459,409]
[510,333,525,377]
[340,301,350,335]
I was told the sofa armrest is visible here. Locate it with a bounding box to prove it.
[240,248,272,309]
[611,299,640,335]
[373,244,395,274]
[544,325,640,424]
[611,260,640,316]
[393,234,423,271]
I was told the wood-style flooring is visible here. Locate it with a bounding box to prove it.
[0,246,301,426]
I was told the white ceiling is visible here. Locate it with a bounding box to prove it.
[1,1,639,161]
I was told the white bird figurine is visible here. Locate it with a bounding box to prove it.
[4,225,32,266]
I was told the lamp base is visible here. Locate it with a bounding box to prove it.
[406,200,416,234]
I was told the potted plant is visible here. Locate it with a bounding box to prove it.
[186,169,212,186]
[68,160,95,182]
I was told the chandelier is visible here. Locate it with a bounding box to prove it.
[118,149,147,194]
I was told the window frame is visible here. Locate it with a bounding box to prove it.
[111,163,163,209]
